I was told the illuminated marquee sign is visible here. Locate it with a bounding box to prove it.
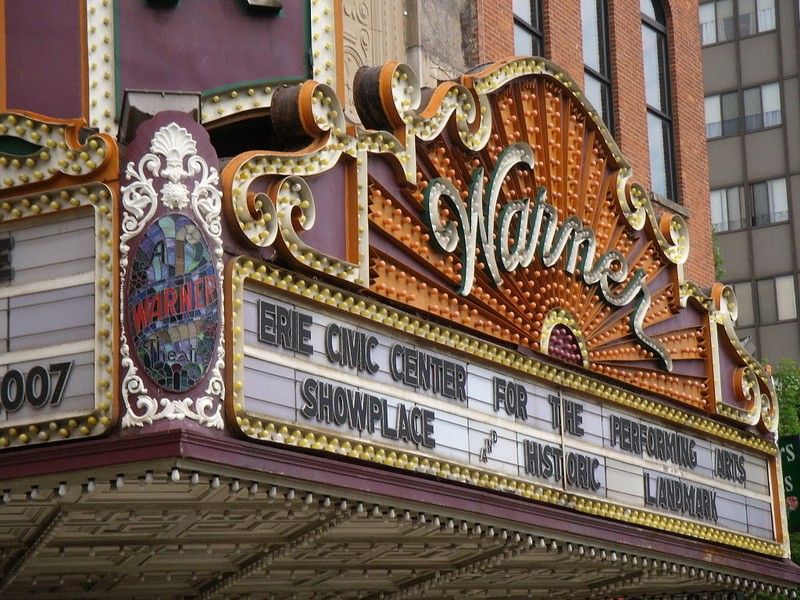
[422,143,670,368]
[0,112,116,449]
[228,264,779,555]
[0,214,96,427]
[222,58,777,442]
[218,57,785,555]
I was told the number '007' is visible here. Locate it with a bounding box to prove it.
[1,362,73,412]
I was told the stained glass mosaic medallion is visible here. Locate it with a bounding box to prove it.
[128,215,218,392]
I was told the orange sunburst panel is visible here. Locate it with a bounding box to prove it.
[585,160,614,238]
[496,81,587,219]
[573,291,612,338]
[564,135,586,221]
[469,274,532,334]
[586,303,642,346]
[368,179,442,270]
[506,269,595,333]
[370,250,529,345]
[641,284,678,328]
[591,363,710,410]
[584,284,685,353]
[355,60,770,426]
[656,327,708,361]
[589,340,661,363]
[591,326,706,363]
[586,310,630,349]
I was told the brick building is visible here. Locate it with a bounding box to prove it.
[0,1,796,598]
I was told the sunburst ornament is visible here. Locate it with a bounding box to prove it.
[353,59,768,427]
[222,58,775,432]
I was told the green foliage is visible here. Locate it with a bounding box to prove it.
[772,358,800,436]
[772,358,800,570]
[711,226,725,281]
[791,533,800,566]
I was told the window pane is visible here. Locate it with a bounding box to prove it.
[717,0,735,41]
[642,26,666,111]
[752,181,769,225]
[711,189,726,231]
[743,87,763,131]
[756,0,776,31]
[584,73,612,128]
[727,186,744,230]
[705,96,722,137]
[584,73,603,117]
[514,24,534,55]
[642,0,675,201]
[721,91,740,135]
[733,282,754,326]
[582,0,601,71]
[712,187,745,231]
[514,0,544,57]
[762,82,781,126]
[776,275,797,320]
[514,0,532,24]
[647,112,670,198]
[769,178,788,222]
[757,278,778,323]
[700,3,717,45]
[641,0,657,21]
[739,0,757,36]
[532,35,544,57]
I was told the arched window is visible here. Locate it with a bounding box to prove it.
[582,0,614,134]
[641,0,677,201]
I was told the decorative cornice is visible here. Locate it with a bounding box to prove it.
[0,427,798,587]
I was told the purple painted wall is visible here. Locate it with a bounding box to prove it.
[117,0,309,95]
[5,1,83,118]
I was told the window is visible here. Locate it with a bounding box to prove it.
[751,178,788,226]
[641,0,677,201]
[732,281,755,326]
[757,275,796,323]
[705,91,740,138]
[743,82,781,131]
[705,83,781,138]
[514,0,545,57]
[699,0,735,45]
[738,0,776,36]
[699,0,775,46]
[711,186,745,232]
[582,0,614,133]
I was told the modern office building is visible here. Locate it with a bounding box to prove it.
[701,0,800,361]
[0,1,798,598]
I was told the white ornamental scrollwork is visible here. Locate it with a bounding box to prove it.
[119,122,225,429]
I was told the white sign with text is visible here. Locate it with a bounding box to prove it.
[242,288,775,541]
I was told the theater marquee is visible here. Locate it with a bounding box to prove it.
[1,1,799,596]
[0,55,782,559]
[221,58,785,556]
[0,112,117,448]
[227,262,779,554]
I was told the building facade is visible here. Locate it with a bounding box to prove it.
[0,1,797,598]
[701,0,800,361]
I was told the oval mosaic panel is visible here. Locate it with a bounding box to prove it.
[128,214,218,393]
